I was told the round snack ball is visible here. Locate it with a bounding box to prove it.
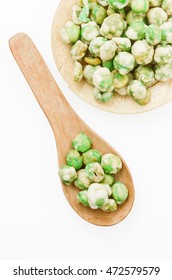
[58,165,77,185]
[60,21,80,44]
[72,132,92,153]
[93,88,114,102]
[74,169,91,189]
[101,199,117,211]
[66,149,83,170]
[108,0,130,9]
[101,153,122,174]
[149,0,162,7]
[89,37,107,57]
[87,183,112,209]
[155,64,172,81]
[134,65,156,87]
[131,39,154,65]
[100,14,125,39]
[71,40,88,61]
[93,67,115,92]
[145,24,161,45]
[100,174,115,186]
[81,22,100,44]
[161,22,172,44]
[85,162,104,182]
[113,52,135,75]
[91,4,107,25]
[83,65,101,85]
[131,0,149,14]
[113,71,129,89]
[126,11,146,25]
[127,80,147,100]
[162,0,172,16]
[84,56,101,66]
[77,190,89,206]
[83,149,102,165]
[146,8,168,26]
[133,89,151,105]
[74,61,83,82]
[111,182,128,204]
[154,45,172,65]
[100,40,117,61]
[126,21,146,41]
[112,37,131,52]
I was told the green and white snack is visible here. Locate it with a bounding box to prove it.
[100,174,115,186]
[112,37,131,52]
[77,190,89,206]
[126,11,146,25]
[100,14,125,39]
[109,0,130,9]
[60,21,80,44]
[83,149,102,165]
[59,165,77,185]
[81,22,100,44]
[93,67,114,92]
[87,183,112,209]
[85,162,104,182]
[147,7,168,25]
[91,4,107,24]
[162,0,172,16]
[71,40,88,61]
[131,0,149,14]
[60,0,172,106]
[58,133,128,212]
[89,37,107,57]
[113,52,135,75]
[101,153,122,174]
[83,65,101,85]
[66,149,83,170]
[72,132,92,153]
[145,24,161,45]
[100,40,117,61]
[93,88,114,102]
[161,22,172,43]
[113,71,129,88]
[134,65,156,87]
[74,169,91,189]
[101,199,117,211]
[131,39,154,65]
[127,80,151,105]
[155,64,172,81]
[111,182,128,204]
[126,21,146,40]
[154,44,172,65]
[74,61,83,82]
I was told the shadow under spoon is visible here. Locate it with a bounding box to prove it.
[9,33,135,226]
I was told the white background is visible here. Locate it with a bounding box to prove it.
[0,0,172,260]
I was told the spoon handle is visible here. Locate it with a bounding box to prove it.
[9,33,81,140]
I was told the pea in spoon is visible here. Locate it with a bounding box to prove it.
[9,33,135,226]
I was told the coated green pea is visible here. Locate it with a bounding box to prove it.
[66,149,83,170]
[77,190,89,206]
[111,182,128,204]
[91,4,107,25]
[72,133,92,153]
[101,153,122,174]
[83,149,102,165]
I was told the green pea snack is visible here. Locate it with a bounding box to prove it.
[111,182,129,204]
[58,133,129,212]
[60,0,172,106]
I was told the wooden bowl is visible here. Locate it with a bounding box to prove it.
[51,0,172,114]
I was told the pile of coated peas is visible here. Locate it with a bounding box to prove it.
[60,0,172,105]
[58,132,128,212]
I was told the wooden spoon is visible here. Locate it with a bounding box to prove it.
[9,33,135,226]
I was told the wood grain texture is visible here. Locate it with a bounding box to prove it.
[9,33,134,226]
[51,0,172,114]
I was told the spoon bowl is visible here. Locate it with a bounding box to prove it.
[9,33,135,226]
